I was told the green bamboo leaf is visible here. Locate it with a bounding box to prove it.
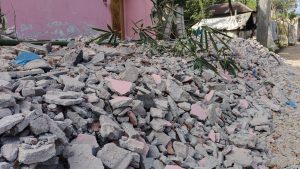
[214,33,231,50]
[199,29,204,50]
[194,57,218,74]
[208,32,219,54]
[107,34,114,44]
[228,59,239,71]
[107,25,113,32]
[204,29,208,51]
[211,28,232,39]
[113,34,118,47]
[91,27,109,33]
[96,33,111,44]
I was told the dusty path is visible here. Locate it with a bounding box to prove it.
[267,45,300,168]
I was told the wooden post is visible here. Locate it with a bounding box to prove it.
[120,0,125,40]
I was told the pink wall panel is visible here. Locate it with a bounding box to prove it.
[0,0,153,40]
[124,0,153,40]
[0,0,112,40]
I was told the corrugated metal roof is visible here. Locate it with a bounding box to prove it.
[207,2,254,17]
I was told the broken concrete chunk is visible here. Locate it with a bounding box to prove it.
[0,80,9,88]
[202,69,215,81]
[143,158,155,169]
[64,144,93,157]
[100,115,123,140]
[121,122,139,138]
[204,90,215,102]
[198,156,220,169]
[122,65,139,82]
[166,79,190,102]
[258,96,280,111]
[97,143,138,169]
[90,52,105,65]
[153,131,171,147]
[0,114,24,135]
[225,147,253,167]
[29,116,49,135]
[164,165,183,169]
[23,42,49,55]
[190,104,208,121]
[59,75,85,92]
[86,93,99,103]
[119,137,145,154]
[9,69,45,78]
[238,99,249,109]
[22,87,46,97]
[151,74,162,84]
[207,103,220,126]
[66,111,87,130]
[168,96,179,118]
[0,108,12,118]
[68,153,104,169]
[45,116,68,144]
[147,145,160,158]
[0,162,11,169]
[150,108,166,118]
[177,102,191,111]
[18,143,56,164]
[14,110,38,134]
[71,134,99,150]
[250,113,269,126]
[54,113,64,121]
[63,49,83,66]
[44,91,83,106]
[1,143,18,161]
[0,72,11,81]
[109,97,133,109]
[0,93,15,108]
[229,131,257,148]
[150,118,172,132]
[106,78,133,95]
[173,141,188,159]
[131,100,147,116]
[24,59,50,70]
[154,98,169,111]
[64,145,98,169]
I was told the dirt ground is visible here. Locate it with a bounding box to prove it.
[267,44,300,168]
[278,44,300,72]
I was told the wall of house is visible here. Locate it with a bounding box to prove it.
[0,0,152,40]
[124,0,153,40]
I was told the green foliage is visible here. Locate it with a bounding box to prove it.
[89,0,240,77]
[184,0,227,27]
[184,0,257,27]
[272,0,296,19]
[194,57,218,73]
[132,20,157,45]
[194,26,238,76]
[235,0,256,10]
[87,25,120,46]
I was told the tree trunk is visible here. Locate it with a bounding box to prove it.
[256,0,271,47]
[163,11,174,40]
[228,0,234,16]
[175,6,186,38]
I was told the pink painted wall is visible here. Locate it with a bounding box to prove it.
[0,0,153,40]
[124,0,153,40]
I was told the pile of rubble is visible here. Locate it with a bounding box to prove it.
[0,37,297,169]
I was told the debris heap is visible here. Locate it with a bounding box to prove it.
[0,38,297,169]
